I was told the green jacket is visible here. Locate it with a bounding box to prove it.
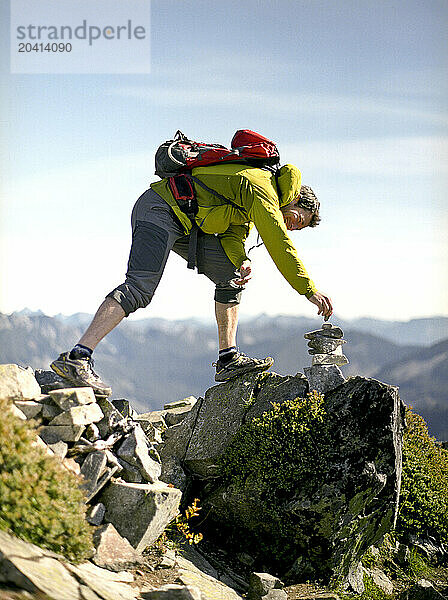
[150,163,317,298]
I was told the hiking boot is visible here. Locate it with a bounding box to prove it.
[214,352,274,382]
[50,352,112,396]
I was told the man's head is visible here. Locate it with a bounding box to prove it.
[281,185,320,230]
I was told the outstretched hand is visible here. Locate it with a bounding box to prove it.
[232,260,252,286]
[308,292,333,321]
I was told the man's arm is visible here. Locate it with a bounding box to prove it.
[246,183,318,298]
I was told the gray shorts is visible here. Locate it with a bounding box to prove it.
[107,189,243,316]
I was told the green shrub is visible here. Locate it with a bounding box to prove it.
[0,398,94,562]
[219,391,330,564]
[396,408,448,544]
[220,390,328,494]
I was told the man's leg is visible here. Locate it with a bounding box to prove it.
[51,188,185,394]
[173,233,273,381]
[78,297,125,350]
[215,301,239,350]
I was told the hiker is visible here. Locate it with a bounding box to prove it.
[51,161,332,396]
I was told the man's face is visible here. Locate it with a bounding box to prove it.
[281,200,313,231]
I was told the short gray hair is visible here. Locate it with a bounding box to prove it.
[298,185,320,227]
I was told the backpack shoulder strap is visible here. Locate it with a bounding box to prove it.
[188,175,243,211]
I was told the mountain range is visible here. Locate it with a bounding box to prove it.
[1,310,447,440]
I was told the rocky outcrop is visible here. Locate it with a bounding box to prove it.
[0,529,139,600]
[3,352,441,599]
[1,364,184,576]
[158,370,405,589]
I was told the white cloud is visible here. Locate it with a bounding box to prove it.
[108,85,448,126]
[282,136,448,177]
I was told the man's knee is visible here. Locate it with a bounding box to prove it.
[214,285,243,304]
[106,282,154,317]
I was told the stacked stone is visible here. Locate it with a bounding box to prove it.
[303,323,349,394]
[1,363,201,571]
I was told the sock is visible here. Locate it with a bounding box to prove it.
[69,344,93,360]
[218,346,237,364]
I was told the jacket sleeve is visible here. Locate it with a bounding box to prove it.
[218,223,252,268]
[245,182,318,298]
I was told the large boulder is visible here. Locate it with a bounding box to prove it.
[99,480,182,552]
[0,364,41,401]
[159,372,405,587]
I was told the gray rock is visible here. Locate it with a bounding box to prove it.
[49,402,104,426]
[117,425,162,482]
[160,455,188,492]
[347,561,364,594]
[92,523,144,571]
[0,364,41,401]
[13,400,43,419]
[177,563,243,599]
[304,324,349,366]
[237,552,255,567]
[99,480,182,552]
[158,407,199,467]
[47,440,69,459]
[137,420,163,442]
[49,387,96,410]
[159,548,177,568]
[304,364,345,394]
[80,451,108,496]
[400,579,446,599]
[307,338,346,353]
[0,529,139,600]
[42,402,63,420]
[184,375,260,477]
[367,567,394,595]
[247,571,284,599]
[137,410,167,429]
[34,369,76,393]
[0,529,88,600]
[409,535,446,561]
[165,404,196,426]
[7,402,27,420]
[284,555,315,581]
[85,466,119,502]
[311,351,349,366]
[396,543,411,565]
[304,324,344,339]
[39,424,85,443]
[141,584,202,599]
[112,398,137,418]
[164,396,197,410]
[177,547,219,579]
[245,372,308,421]
[96,396,125,437]
[87,503,106,526]
[264,592,287,600]
[117,457,144,483]
[85,422,101,441]
[64,560,140,600]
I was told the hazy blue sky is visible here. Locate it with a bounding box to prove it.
[1,0,447,321]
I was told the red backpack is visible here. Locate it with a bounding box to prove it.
[154,129,280,178]
[154,130,280,270]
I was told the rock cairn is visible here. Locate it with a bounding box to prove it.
[303,323,348,394]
